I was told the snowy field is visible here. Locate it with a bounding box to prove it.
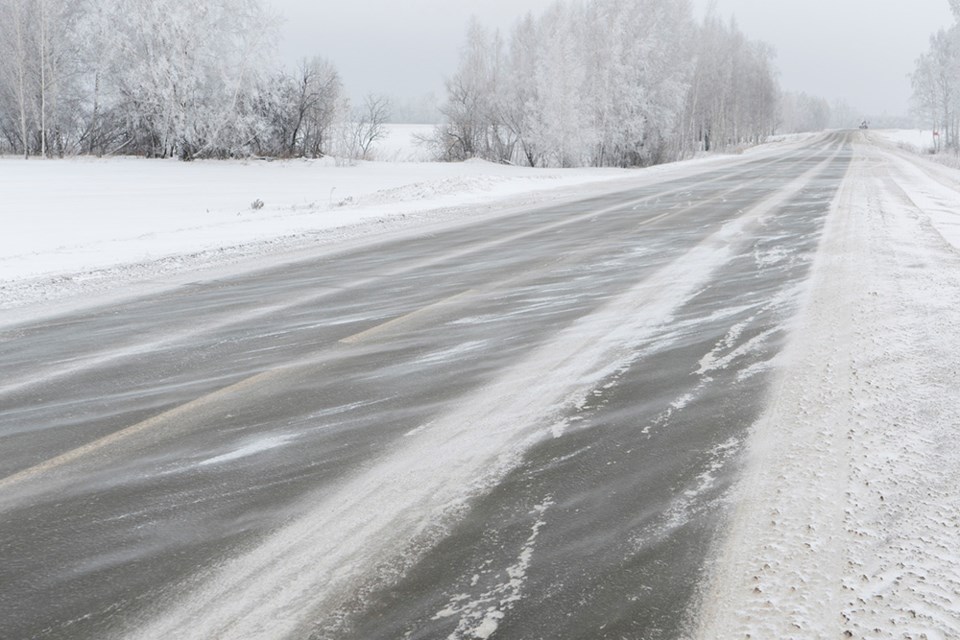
[873,128,938,153]
[372,124,436,162]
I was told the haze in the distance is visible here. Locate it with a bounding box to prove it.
[268,0,954,116]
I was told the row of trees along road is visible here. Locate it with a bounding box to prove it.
[911,0,960,152]
[1,0,838,164]
[0,0,390,160]
[433,0,781,167]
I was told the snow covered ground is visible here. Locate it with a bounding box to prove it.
[372,124,436,162]
[873,128,938,154]
[693,134,960,638]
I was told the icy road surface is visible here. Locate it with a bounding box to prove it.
[3,131,947,639]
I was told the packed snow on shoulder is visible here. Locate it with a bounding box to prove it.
[692,135,960,638]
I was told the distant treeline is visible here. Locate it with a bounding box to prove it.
[0,0,837,164]
[429,0,869,167]
[0,0,392,160]
[912,1,960,152]
[428,0,778,167]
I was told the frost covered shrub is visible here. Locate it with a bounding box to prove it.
[0,0,354,162]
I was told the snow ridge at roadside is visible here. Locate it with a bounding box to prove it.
[693,138,960,638]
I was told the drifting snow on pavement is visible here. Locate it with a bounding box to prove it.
[693,138,960,638]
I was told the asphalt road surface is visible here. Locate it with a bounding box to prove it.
[0,133,852,640]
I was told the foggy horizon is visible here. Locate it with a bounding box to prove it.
[269,0,955,117]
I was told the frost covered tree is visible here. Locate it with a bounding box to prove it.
[436,0,778,168]
[71,0,120,155]
[100,0,275,159]
[503,13,542,166]
[779,92,832,134]
[353,94,391,159]
[527,3,588,167]
[0,0,306,159]
[912,27,960,150]
[683,15,778,152]
[435,17,510,162]
[582,0,696,165]
[0,0,33,157]
[0,0,78,157]
[905,1,960,152]
[255,57,346,158]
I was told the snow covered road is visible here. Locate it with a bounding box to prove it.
[3,132,958,639]
[693,134,960,639]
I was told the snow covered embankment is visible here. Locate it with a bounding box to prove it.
[693,141,960,638]
[0,155,632,311]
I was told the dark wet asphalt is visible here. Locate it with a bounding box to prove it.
[0,133,851,639]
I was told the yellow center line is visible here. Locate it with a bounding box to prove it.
[0,367,287,493]
[1,289,482,493]
[339,289,479,345]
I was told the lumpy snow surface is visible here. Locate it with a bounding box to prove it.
[693,134,960,639]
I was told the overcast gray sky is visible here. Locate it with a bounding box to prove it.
[268,0,954,116]
[267,0,558,101]
[706,0,953,115]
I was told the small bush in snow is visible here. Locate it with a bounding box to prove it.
[251,199,265,210]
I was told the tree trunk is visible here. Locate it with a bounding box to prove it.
[39,0,47,158]
[14,0,29,159]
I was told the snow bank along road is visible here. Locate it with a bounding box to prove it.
[694,134,960,639]
[0,131,944,639]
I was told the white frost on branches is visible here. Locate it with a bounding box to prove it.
[0,0,359,160]
[435,0,780,167]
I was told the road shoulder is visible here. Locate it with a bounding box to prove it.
[692,140,960,637]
